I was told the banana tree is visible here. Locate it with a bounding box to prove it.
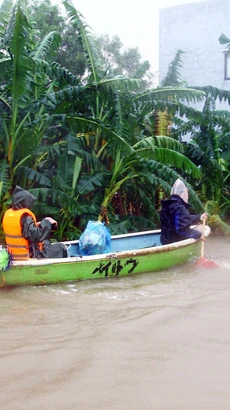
[0,0,215,239]
[95,134,204,227]
[0,0,81,218]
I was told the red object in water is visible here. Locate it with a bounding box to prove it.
[194,219,218,268]
[194,256,218,268]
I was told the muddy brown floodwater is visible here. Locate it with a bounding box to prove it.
[1,235,230,410]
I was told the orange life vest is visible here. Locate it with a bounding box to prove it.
[2,208,43,259]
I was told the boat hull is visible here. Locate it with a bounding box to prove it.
[0,233,200,287]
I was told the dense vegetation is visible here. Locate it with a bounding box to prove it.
[1,0,230,241]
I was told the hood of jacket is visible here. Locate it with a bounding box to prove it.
[161,194,190,213]
[12,186,36,210]
[170,178,189,203]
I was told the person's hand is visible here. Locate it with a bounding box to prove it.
[45,217,58,226]
[200,213,208,222]
[200,233,206,241]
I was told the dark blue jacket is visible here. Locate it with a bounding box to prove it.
[160,194,201,245]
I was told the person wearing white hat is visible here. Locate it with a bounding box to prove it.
[160,179,209,245]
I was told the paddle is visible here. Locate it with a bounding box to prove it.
[194,218,218,268]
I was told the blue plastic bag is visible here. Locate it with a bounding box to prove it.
[79,221,111,256]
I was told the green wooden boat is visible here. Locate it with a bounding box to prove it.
[0,229,204,287]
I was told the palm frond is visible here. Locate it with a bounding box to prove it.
[32,31,62,60]
[8,3,34,114]
[138,158,204,212]
[0,0,13,43]
[161,49,185,87]
[190,85,230,104]
[63,0,103,83]
[29,188,83,225]
[77,172,105,195]
[30,83,85,114]
[112,91,130,141]
[16,166,52,186]
[47,62,80,86]
[133,135,185,152]
[135,87,205,105]
[47,114,134,154]
[99,76,141,91]
[137,146,201,178]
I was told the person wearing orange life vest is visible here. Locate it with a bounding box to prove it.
[2,186,68,259]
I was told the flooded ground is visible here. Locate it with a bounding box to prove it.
[1,235,230,410]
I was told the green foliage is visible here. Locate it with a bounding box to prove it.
[161,49,185,87]
[28,0,86,76]
[29,0,154,84]
[1,0,226,239]
[95,33,154,88]
[218,33,230,45]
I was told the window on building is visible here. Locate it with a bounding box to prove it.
[224,52,230,80]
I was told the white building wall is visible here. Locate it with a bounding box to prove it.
[159,0,230,109]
